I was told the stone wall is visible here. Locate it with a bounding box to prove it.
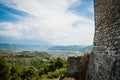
[67,55,82,77]
[86,0,120,80]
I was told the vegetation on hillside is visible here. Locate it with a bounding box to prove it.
[0,50,67,80]
[0,49,91,80]
[0,50,50,68]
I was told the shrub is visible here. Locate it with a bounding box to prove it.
[47,68,66,79]
[10,64,21,80]
[79,51,90,80]
[0,57,10,80]
[21,66,39,80]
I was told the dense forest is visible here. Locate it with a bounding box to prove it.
[0,49,67,80]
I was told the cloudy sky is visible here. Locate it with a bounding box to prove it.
[0,0,94,45]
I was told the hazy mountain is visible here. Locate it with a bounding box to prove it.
[0,36,53,51]
[0,36,52,45]
[48,45,93,52]
[0,36,93,51]
[0,43,53,51]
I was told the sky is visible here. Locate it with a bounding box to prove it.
[0,0,94,45]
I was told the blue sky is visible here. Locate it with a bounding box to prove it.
[0,0,94,45]
[0,3,29,22]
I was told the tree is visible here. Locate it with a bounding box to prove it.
[0,57,10,80]
[10,64,21,80]
[55,57,66,69]
[21,66,39,80]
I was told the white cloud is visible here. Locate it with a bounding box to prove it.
[0,0,94,45]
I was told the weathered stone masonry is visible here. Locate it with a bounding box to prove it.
[67,55,82,76]
[86,0,120,80]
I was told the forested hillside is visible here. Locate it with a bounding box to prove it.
[0,49,66,80]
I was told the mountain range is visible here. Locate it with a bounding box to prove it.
[0,36,53,51]
[0,43,93,52]
[48,45,93,52]
[0,36,93,51]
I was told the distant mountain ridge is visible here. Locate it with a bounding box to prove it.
[0,36,52,45]
[0,36,53,51]
[48,45,93,52]
[0,43,93,52]
[0,43,52,51]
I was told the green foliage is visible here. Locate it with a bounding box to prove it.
[48,57,66,72]
[0,49,50,59]
[8,59,27,67]
[55,57,66,69]
[10,64,21,80]
[31,58,44,69]
[33,51,50,59]
[0,50,67,80]
[39,57,67,79]
[47,68,66,78]
[0,57,10,80]
[15,54,34,58]
[21,66,39,80]
[0,50,50,69]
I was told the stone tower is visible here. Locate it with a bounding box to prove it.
[86,0,120,80]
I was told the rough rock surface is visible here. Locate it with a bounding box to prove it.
[86,0,120,80]
[67,55,82,77]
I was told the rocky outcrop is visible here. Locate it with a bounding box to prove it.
[86,0,120,80]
